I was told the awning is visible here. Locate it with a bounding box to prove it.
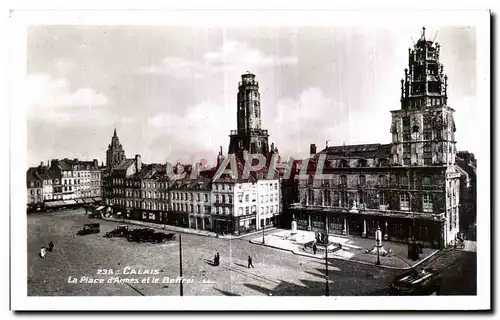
[45,201,60,208]
[93,197,102,202]
[83,198,93,203]
[75,199,84,204]
[64,200,77,205]
[95,206,105,211]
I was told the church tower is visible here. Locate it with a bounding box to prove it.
[106,128,126,170]
[228,72,271,158]
[390,27,457,167]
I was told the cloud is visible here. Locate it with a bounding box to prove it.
[269,87,392,159]
[26,73,111,124]
[138,41,297,78]
[148,99,234,163]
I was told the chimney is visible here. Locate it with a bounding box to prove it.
[135,154,142,172]
[310,144,317,155]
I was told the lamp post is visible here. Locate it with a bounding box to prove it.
[325,233,330,296]
[179,233,184,296]
[262,222,265,244]
[375,225,382,265]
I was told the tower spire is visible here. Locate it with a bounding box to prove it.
[422,26,426,40]
[113,127,117,137]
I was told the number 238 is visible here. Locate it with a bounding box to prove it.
[97,269,114,275]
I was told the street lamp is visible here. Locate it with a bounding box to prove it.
[375,225,382,265]
[179,233,184,296]
[325,233,330,296]
[262,221,265,244]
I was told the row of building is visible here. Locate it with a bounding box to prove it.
[28,28,477,247]
[26,159,103,211]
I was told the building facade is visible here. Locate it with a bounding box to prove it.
[288,28,462,249]
[26,168,43,209]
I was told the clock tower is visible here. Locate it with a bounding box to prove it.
[228,72,271,159]
[390,27,457,167]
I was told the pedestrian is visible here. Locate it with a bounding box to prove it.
[48,241,54,252]
[40,247,46,258]
[313,243,317,255]
[248,256,254,268]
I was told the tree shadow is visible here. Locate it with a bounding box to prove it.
[213,287,241,296]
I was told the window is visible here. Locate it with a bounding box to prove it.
[378,175,387,186]
[400,192,410,211]
[229,195,233,204]
[422,176,431,186]
[221,195,226,203]
[245,194,249,202]
[378,191,387,208]
[423,193,433,213]
[204,194,209,202]
[307,189,314,205]
[323,189,331,206]
[340,175,347,186]
[197,194,201,201]
[400,176,408,186]
[358,175,366,186]
[274,183,278,190]
[245,207,249,215]
[260,195,263,203]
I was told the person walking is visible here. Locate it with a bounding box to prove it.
[313,243,317,255]
[247,256,254,268]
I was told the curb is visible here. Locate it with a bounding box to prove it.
[249,239,441,271]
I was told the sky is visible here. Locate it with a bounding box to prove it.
[26,25,478,167]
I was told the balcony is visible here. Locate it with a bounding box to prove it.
[289,203,444,221]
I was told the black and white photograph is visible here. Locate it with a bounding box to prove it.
[8,5,491,311]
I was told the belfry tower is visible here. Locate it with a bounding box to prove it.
[228,72,271,158]
[390,27,457,167]
[106,128,126,170]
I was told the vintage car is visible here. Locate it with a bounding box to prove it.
[390,267,441,295]
[77,223,100,236]
[125,228,176,243]
[125,228,155,243]
[104,225,129,238]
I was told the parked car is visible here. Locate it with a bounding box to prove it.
[104,225,129,238]
[390,268,441,295]
[77,223,100,236]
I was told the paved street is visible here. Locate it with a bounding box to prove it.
[28,208,477,296]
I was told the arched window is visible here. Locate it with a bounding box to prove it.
[323,189,331,206]
[400,192,410,211]
[307,189,314,205]
[423,193,433,213]
[340,175,347,186]
[378,175,387,186]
